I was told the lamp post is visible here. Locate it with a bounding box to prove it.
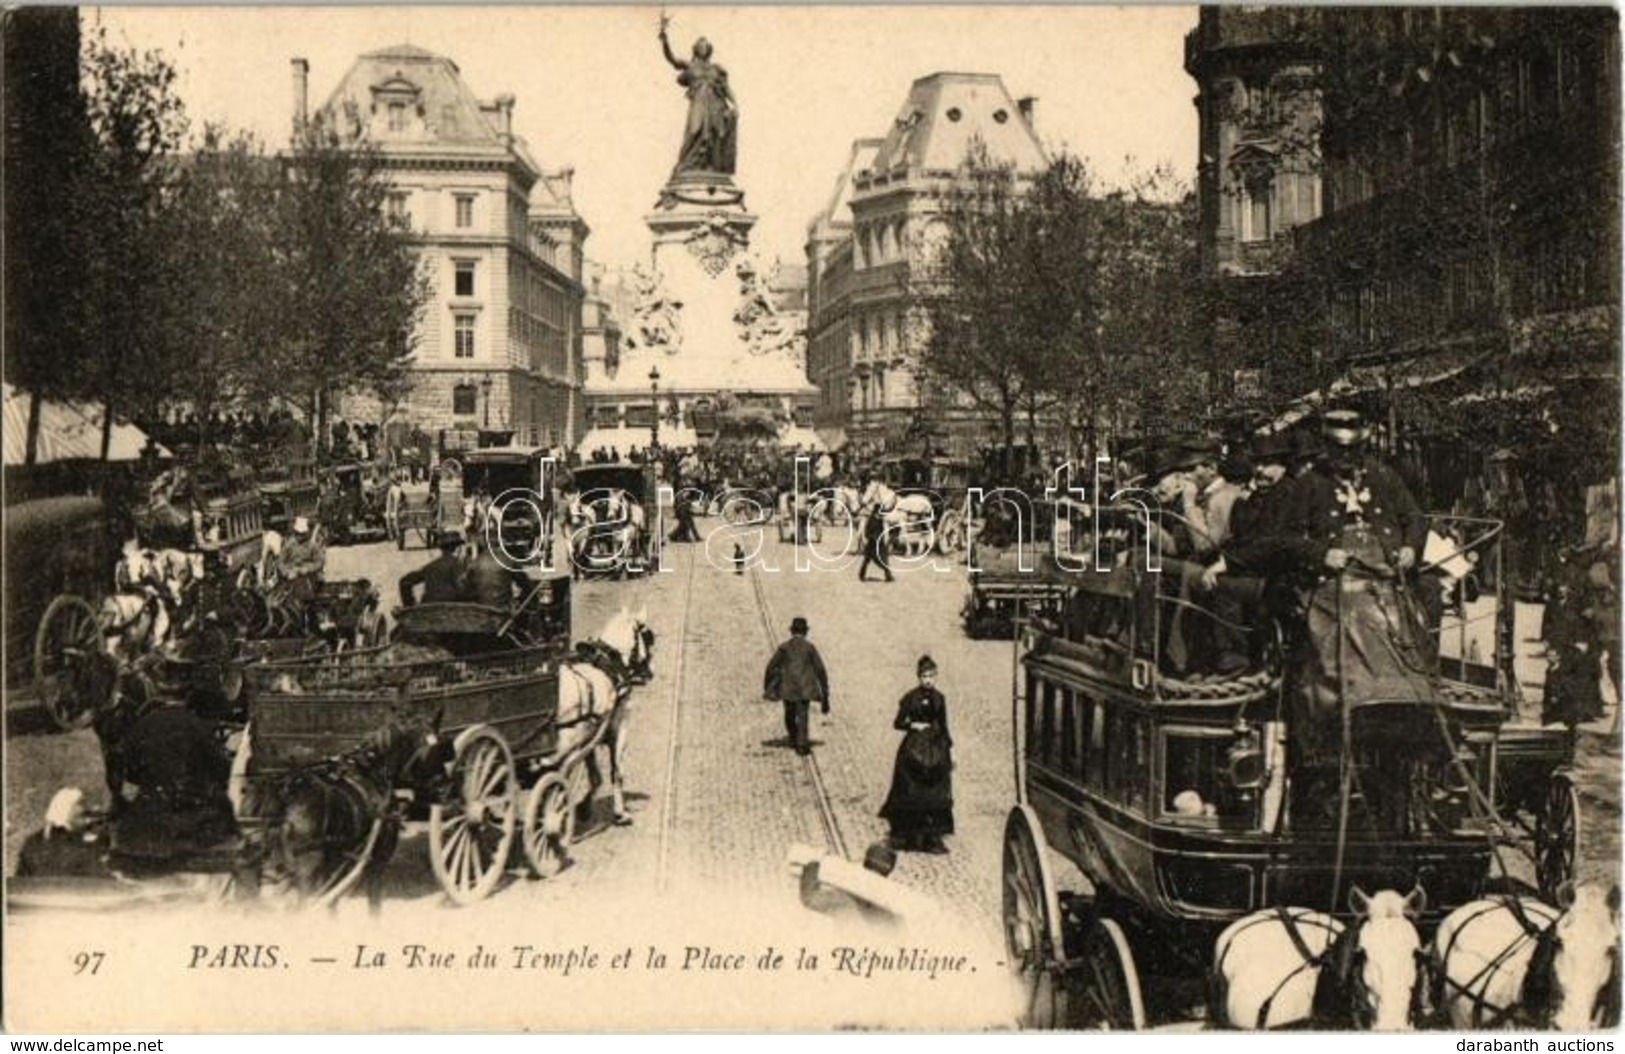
[480,374,494,429]
[648,365,661,454]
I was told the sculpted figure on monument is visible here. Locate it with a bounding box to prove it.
[659,12,738,177]
[628,264,684,354]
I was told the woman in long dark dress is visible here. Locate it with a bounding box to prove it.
[880,656,954,853]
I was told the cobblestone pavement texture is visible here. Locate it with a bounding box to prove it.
[5,529,1620,940]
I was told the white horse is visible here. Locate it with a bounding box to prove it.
[555,604,654,826]
[812,485,862,527]
[98,590,173,665]
[259,529,286,588]
[1432,884,1620,1030]
[1212,887,1428,1030]
[567,490,646,577]
[858,480,935,558]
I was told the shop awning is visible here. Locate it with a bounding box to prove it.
[3,383,169,465]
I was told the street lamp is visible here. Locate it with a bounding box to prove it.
[480,375,494,429]
[648,365,661,454]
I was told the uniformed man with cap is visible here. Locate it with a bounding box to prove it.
[1279,409,1434,767]
[1285,409,1428,578]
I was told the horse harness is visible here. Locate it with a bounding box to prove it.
[1437,898,1620,1029]
[1212,907,1340,1029]
[1213,907,1426,1029]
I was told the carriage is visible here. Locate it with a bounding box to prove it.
[257,459,320,537]
[461,446,556,565]
[874,455,975,554]
[1000,507,1585,1029]
[962,494,1077,639]
[12,495,117,731]
[393,477,465,551]
[238,569,597,904]
[320,462,389,545]
[569,462,657,579]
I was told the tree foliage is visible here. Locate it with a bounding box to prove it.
[263,119,431,451]
[911,147,1208,469]
[5,26,431,462]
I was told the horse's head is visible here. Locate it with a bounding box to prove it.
[1333,886,1428,1030]
[601,604,654,671]
[1535,883,1622,1030]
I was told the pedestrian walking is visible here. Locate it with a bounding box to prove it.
[879,655,954,853]
[762,616,830,756]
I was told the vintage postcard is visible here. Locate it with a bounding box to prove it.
[3,4,1620,1034]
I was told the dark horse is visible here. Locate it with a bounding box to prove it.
[257,709,450,913]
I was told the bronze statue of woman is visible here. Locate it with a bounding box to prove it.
[659,12,737,177]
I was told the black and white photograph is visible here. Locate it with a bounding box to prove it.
[2,3,1621,1035]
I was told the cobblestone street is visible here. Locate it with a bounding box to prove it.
[10,527,1619,928]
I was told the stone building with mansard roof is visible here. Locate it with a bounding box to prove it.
[805,73,1048,456]
[305,44,589,452]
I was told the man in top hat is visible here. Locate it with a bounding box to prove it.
[763,616,830,756]
[278,516,327,604]
[109,668,239,862]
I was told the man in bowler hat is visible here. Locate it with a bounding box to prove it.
[763,616,830,756]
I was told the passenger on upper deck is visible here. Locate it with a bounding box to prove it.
[1199,431,1304,673]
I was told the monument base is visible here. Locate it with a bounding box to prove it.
[654,169,747,211]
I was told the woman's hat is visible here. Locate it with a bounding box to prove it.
[917,654,938,677]
[790,616,809,635]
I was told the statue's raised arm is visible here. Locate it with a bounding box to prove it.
[658,13,684,71]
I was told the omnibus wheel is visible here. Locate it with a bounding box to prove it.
[1002,804,1074,1028]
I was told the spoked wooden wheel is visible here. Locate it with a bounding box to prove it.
[1002,805,1073,1028]
[1535,771,1581,901]
[33,594,105,731]
[429,729,518,905]
[522,773,575,878]
[1074,917,1147,1030]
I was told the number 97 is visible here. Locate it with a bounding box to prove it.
[73,951,105,975]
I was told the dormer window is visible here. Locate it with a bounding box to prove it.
[371,73,423,137]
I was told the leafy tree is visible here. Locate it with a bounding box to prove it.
[911,148,1208,474]
[262,118,429,455]
[158,125,280,447]
[2,9,93,465]
[77,27,190,458]
[908,145,1040,474]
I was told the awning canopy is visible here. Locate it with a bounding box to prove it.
[3,383,169,466]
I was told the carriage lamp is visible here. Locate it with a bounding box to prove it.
[1224,720,1266,792]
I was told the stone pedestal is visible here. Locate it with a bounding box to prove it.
[638,172,758,371]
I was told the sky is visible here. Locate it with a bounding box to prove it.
[92,5,1200,271]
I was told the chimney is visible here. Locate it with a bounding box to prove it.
[494,93,515,138]
[291,58,309,132]
[1017,96,1037,128]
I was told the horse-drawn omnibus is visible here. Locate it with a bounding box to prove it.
[1001,508,1599,1029]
